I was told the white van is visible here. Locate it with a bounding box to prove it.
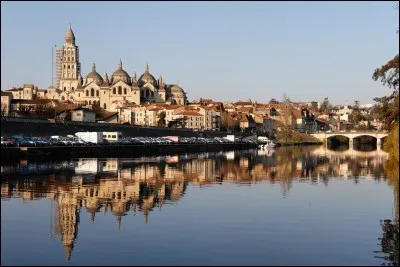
[75,132,104,144]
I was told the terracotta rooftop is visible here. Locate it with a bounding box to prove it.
[1,91,13,96]
[175,111,203,116]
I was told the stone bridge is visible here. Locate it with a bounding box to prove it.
[309,145,389,158]
[310,131,388,147]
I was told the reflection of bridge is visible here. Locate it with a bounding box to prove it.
[310,145,389,158]
[310,131,388,147]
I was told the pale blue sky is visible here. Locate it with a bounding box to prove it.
[1,1,398,105]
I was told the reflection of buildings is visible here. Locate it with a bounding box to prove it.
[1,147,390,261]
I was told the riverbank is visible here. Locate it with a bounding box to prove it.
[1,117,325,147]
[276,132,323,146]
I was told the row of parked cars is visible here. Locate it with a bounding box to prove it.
[1,135,255,148]
[1,136,88,147]
[117,136,255,145]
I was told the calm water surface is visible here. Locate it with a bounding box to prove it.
[1,146,398,266]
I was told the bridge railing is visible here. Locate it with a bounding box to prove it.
[310,130,387,134]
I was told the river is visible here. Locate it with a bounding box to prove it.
[1,145,398,266]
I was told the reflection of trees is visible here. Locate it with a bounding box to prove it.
[375,220,399,266]
[375,149,399,266]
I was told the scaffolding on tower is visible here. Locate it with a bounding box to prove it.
[55,46,63,89]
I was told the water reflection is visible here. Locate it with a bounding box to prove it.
[374,219,399,266]
[0,145,395,265]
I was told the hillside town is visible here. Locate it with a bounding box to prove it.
[0,26,385,136]
[0,86,385,135]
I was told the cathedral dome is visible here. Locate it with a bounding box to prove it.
[85,63,103,85]
[112,59,131,84]
[138,64,157,87]
[169,84,184,94]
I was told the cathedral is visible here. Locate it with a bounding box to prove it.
[38,26,188,111]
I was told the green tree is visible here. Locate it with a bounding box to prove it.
[351,100,362,125]
[17,105,33,116]
[319,97,330,113]
[269,98,280,104]
[167,117,187,128]
[34,100,55,118]
[157,111,166,127]
[311,101,318,113]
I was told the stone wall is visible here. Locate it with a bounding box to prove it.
[1,117,241,138]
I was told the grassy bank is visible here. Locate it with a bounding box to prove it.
[383,125,399,183]
[276,132,323,146]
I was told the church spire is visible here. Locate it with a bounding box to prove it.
[64,25,75,45]
[145,63,149,73]
[117,216,122,230]
[118,58,122,69]
[92,62,96,72]
[158,75,164,89]
[63,244,73,262]
[132,71,137,82]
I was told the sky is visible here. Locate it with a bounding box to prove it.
[1,1,398,105]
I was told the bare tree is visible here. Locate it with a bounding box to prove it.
[277,93,293,144]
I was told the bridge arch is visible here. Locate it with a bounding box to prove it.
[352,135,378,150]
[327,135,350,149]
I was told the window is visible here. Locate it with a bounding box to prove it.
[68,65,70,69]
[64,87,66,91]
[72,87,74,91]
[78,93,80,97]
[91,88,94,97]
[63,65,66,69]
[68,57,70,61]
[61,96,65,101]
[86,90,89,97]
[118,86,122,95]
[124,88,127,94]
[113,88,116,94]
[76,113,81,117]
[72,57,74,61]
[96,90,99,97]
[72,65,74,69]
[103,103,106,109]
[104,91,106,95]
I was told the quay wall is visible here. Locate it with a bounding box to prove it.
[1,117,242,138]
[0,143,256,163]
